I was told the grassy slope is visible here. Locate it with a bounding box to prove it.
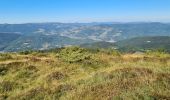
[0,48,170,100]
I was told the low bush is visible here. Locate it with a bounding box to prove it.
[58,47,91,63]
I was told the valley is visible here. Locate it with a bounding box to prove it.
[0,22,170,52]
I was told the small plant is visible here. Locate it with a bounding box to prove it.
[58,46,91,63]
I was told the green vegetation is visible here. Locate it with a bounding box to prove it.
[0,47,170,100]
[58,46,91,63]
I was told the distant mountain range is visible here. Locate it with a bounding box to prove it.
[0,22,170,52]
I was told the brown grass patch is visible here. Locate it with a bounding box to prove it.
[47,71,66,81]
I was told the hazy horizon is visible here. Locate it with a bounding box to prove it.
[1,0,170,23]
[1,21,170,24]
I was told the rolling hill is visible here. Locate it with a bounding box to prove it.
[0,22,170,52]
[4,34,94,52]
[81,36,170,52]
[115,36,170,52]
[0,33,21,51]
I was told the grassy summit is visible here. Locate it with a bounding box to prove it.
[0,47,170,100]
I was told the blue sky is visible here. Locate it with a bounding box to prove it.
[0,0,170,23]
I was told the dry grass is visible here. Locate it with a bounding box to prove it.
[0,49,170,100]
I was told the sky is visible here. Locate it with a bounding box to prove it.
[0,0,170,23]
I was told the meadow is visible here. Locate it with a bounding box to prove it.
[0,47,170,100]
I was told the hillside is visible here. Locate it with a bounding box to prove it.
[0,47,170,99]
[3,34,94,52]
[0,33,21,51]
[115,36,170,52]
[81,36,170,53]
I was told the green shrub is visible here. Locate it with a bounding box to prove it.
[58,47,91,63]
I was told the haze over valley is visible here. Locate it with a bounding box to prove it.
[0,22,170,52]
